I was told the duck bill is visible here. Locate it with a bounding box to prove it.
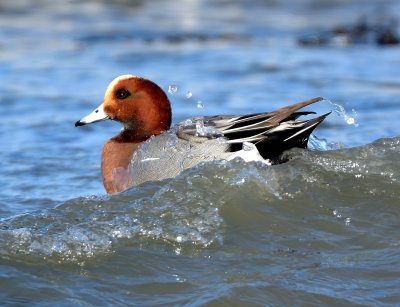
[75,103,109,127]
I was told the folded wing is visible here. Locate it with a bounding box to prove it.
[178,97,330,160]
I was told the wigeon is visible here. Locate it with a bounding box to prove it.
[75,75,329,194]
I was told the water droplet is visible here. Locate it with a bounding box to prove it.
[185,91,193,99]
[345,217,351,225]
[197,100,204,109]
[346,117,354,125]
[243,142,255,151]
[217,137,227,144]
[236,178,246,184]
[168,85,178,94]
[176,235,183,242]
[184,119,193,126]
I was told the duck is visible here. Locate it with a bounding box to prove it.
[75,75,329,194]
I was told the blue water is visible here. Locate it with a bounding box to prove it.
[1,0,400,305]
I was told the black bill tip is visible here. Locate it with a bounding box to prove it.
[75,120,86,127]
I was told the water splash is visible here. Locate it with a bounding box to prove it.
[197,100,204,109]
[308,134,344,151]
[0,184,225,262]
[333,209,352,226]
[195,119,221,136]
[168,84,178,94]
[184,119,193,126]
[327,100,359,127]
[195,119,204,135]
[332,209,342,218]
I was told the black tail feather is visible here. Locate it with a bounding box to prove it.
[255,112,330,159]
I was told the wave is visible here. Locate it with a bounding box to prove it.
[1,136,399,263]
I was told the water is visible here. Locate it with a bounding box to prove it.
[186,91,193,99]
[196,101,204,109]
[168,85,178,94]
[1,0,400,305]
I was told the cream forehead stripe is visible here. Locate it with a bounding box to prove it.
[105,75,139,95]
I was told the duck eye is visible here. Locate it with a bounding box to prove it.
[115,89,130,100]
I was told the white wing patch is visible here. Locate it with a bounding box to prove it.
[227,142,271,165]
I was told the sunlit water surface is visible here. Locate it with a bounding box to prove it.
[1,0,400,305]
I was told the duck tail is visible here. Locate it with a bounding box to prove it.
[256,112,330,160]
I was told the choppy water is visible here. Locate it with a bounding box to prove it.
[1,0,400,305]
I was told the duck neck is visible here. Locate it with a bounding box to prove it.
[101,127,166,194]
[101,137,139,194]
[112,128,153,143]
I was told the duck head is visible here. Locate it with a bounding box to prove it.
[75,75,172,142]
